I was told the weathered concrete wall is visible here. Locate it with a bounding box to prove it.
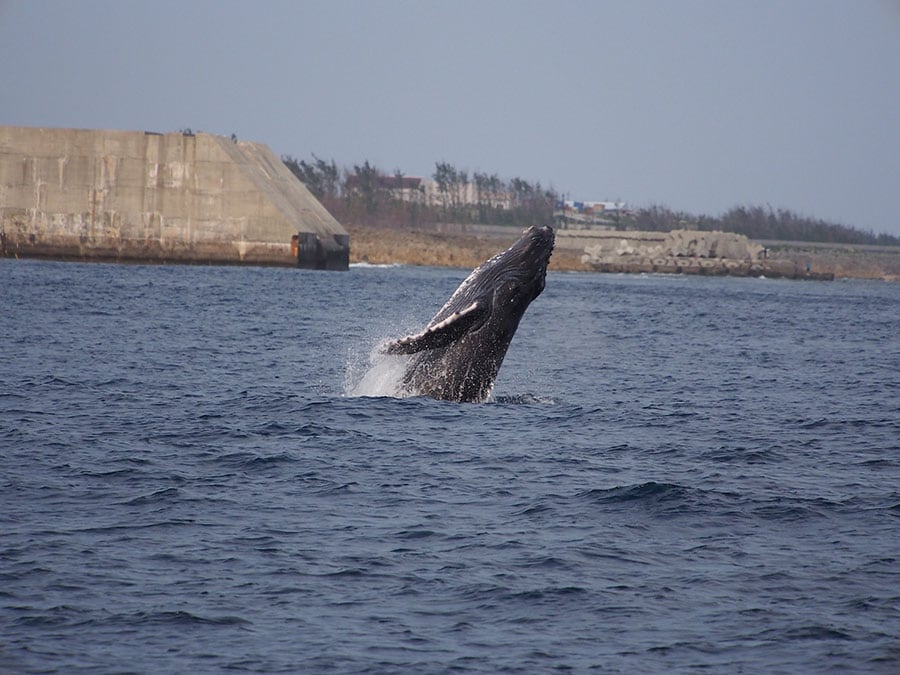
[576,229,832,279]
[0,126,349,269]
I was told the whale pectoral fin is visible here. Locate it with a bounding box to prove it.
[383,302,488,355]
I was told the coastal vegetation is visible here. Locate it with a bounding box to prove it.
[282,155,899,247]
[282,155,555,230]
[631,204,900,247]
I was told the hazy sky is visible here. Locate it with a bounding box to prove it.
[2,0,899,235]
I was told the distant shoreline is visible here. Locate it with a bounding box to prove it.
[346,223,900,282]
[5,222,897,281]
[346,224,587,274]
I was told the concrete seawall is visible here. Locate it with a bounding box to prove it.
[0,126,349,269]
[573,228,834,280]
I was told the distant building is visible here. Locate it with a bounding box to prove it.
[554,199,628,229]
[421,180,512,210]
[345,173,513,210]
[344,174,424,202]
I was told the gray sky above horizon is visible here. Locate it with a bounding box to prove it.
[2,0,899,236]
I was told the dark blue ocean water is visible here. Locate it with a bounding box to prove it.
[2,258,898,673]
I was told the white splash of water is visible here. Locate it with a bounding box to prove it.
[349,262,404,269]
[344,340,409,398]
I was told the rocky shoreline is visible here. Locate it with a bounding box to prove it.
[347,224,591,273]
[347,224,900,282]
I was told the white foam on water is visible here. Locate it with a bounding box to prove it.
[349,262,405,269]
[344,340,409,398]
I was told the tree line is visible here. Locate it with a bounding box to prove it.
[629,204,899,246]
[282,155,556,229]
[282,154,898,246]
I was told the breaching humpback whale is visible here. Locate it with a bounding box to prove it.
[383,225,555,402]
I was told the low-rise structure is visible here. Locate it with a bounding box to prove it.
[554,199,628,228]
[573,228,832,279]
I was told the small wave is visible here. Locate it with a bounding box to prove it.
[858,458,898,468]
[515,499,557,517]
[394,528,439,540]
[72,519,195,534]
[122,487,182,506]
[13,605,89,628]
[750,495,859,522]
[320,568,368,578]
[78,467,147,479]
[492,393,557,405]
[513,483,712,522]
[701,446,783,464]
[574,482,864,523]
[128,610,252,627]
[502,585,587,601]
[578,481,689,505]
[43,375,80,385]
[318,481,359,494]
[0,391,26,401]
[752,503,826,521]
[512,555,574,570]
[255,412,360,437]
[350,261,405,269]
[206,451,302,473]
[759,624,855,642]
[573,482,751,518]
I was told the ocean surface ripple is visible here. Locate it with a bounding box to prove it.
[2,259,899,673]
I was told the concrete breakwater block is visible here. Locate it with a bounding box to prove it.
[0,126,349,269]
